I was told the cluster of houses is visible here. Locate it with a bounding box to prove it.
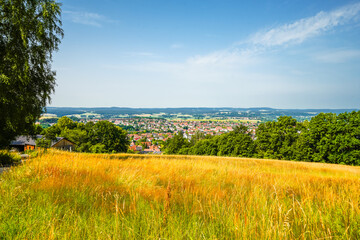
[129,142,161,154]
[76,118,259,137]
[128,133,163,154]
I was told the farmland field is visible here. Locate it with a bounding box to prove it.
[0,150,359,239]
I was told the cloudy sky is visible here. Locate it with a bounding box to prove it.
[51,0,360,109]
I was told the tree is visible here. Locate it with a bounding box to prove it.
[56,116,77,131]
[255,116,302,160]
[298,111,360,165]
[164,131,189,154]
[33,124,44,135]
[190,138,218,156]
[0,0,63,148]
[35,137,51,148]
[43,124,60,141]
[302,113,336,163]
[216,125,255,157]
[189,130,207,146]
[89,121,129,153]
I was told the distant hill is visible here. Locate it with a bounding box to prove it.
[45,107,359,121]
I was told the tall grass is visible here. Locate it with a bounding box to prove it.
[0,150,359,239]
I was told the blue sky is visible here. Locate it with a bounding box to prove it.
[51,0,360,108]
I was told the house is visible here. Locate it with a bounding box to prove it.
[9,136,37,152]
[149,145,161,153]
[129,142,142,152]
[51,137,76,151]
[140,145,161,154]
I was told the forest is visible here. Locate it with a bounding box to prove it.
[164,111,360,165]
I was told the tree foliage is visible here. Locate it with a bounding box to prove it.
[88,121,129,153]
[164,131,189,154]
[295,112,360,165]
[255,116,303,160]
[0,0,63,148]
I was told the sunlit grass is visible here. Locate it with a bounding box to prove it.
[0,150,359,239]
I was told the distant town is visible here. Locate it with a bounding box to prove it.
[34,107,358,154]
[38,116,259,154]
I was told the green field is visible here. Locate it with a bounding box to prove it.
[0,151,359,239]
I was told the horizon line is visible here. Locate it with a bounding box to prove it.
[46,106,359,110]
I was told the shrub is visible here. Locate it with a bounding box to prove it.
[0,151,21,166]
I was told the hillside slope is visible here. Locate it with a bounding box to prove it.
[0,151,359,239]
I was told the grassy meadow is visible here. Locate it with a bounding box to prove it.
[0,150,359,239]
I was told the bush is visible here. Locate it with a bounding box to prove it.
[0,151,21,166]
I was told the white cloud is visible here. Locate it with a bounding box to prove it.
[314,49,360,63]
[184,3,360,67]
[249,2,360,47]
[187,49,238,65]
[186,47,263,66]
[63,11,112,27]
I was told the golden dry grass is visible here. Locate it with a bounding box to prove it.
[0,150,359,239]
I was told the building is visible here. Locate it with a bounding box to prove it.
[9,136,37,152]
[129,142,143,152]
[51,137,76,151]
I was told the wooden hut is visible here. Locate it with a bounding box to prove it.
[51,137,76,151]
[9,136,37,152]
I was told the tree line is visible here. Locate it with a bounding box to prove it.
[164,111,360,166]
